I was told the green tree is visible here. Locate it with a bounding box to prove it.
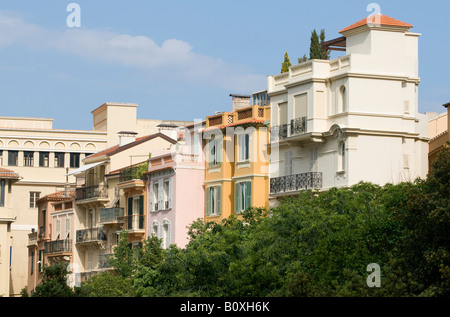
[31,262,75,297]
[309,29,330,60]
[281,51,292,73]
[78,271,136,297]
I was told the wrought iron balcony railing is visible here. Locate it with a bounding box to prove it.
[270,172,322,194]
[270,124,288,142]
[290,116,307,136]
[44,239,72,254]
[75,184,108,201]
[270,116,307,142]
[76,227,107,243]
[99,207,124,224]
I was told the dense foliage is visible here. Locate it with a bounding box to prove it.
[28,147,449,297]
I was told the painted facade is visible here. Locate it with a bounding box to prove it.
[203,94,270,222]
[70,132,176,285]
[26,191,74,293]
[0,168,21,296]
[267,14,429,205]
[146,122,206,248]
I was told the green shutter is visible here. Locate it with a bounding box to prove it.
[216,186,221,215]
[139,196,144,215]
[245,181,252,211]
[128,197,133,216]
[128,197,133,230]
[139,195,144,229]
[206,187,211,216]
[234,183,241,214]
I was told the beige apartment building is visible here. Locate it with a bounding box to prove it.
[1,102,191,296]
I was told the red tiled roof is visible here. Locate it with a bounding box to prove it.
[36,190,75,203]
[85,132,177,160]
[340,14,413,33]
[202,118,267,133]
[0,168,21,179]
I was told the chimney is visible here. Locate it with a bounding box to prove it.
[118,131,138,147]
[230,94,251,111]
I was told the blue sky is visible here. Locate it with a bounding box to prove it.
[0,0,449,130]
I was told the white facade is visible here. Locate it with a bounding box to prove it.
[267,15,429,204]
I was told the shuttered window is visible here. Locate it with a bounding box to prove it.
[235,181,252,214]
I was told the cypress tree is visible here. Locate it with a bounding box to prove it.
[281,51,292,73]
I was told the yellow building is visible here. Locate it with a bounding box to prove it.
[203,93,270,222]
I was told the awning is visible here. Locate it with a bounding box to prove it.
[66,161,107,176]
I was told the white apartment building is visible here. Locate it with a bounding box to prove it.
[267,14,429,205]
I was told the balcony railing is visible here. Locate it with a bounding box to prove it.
[44,239,72,254]
[271,116,307,142]
[270,172,322,194]
[290,116,307,136]
[119,215,145,231]
[76,227,107,243]
[270,124,288,142]
[99,207,124,224]
[75,184,108,201]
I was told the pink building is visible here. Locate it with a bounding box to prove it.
[146,122,205,248]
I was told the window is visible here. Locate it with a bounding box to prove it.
[29,192,40,208]
[8,151,18,166]
[31,251,35,275]
[162,219,171,249]
[338,85,346,113]
[208,138,221,166]
[0,179,5,207]
[285,151,293,176]
[65,217,71,239]
[163,178,172,209]
[235,181,252,214]
[39,152,49,167]
[338,142,345,172]
[127,195,144,229]
[24,151,34,167]
[152,221,160,239]
[206,186,221,216]
[54,152,65,168]
[54,219,61,240]
[153,181,160,211]
[238,133,250,162]
[70,153,80,168]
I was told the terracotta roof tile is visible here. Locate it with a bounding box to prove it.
[85,133,177,160]
[0,168,21,179]
[340,14,412,33]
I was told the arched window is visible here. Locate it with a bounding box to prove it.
[338,141,346,172]
[339,85,346,113]
[162,219,171,249]
[152,221,160,239]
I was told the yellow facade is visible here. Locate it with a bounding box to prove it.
[204,104,270,222]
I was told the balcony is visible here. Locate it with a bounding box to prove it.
[270,172,322,194]
[76,227,107,250]
[119,215,145,232]
[44,239,72,254]
[99,207,124,224]
[119,162,148,183]
[75,184,108,202]
[270,117,306,142]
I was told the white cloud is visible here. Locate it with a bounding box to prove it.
[0,11,265,92]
